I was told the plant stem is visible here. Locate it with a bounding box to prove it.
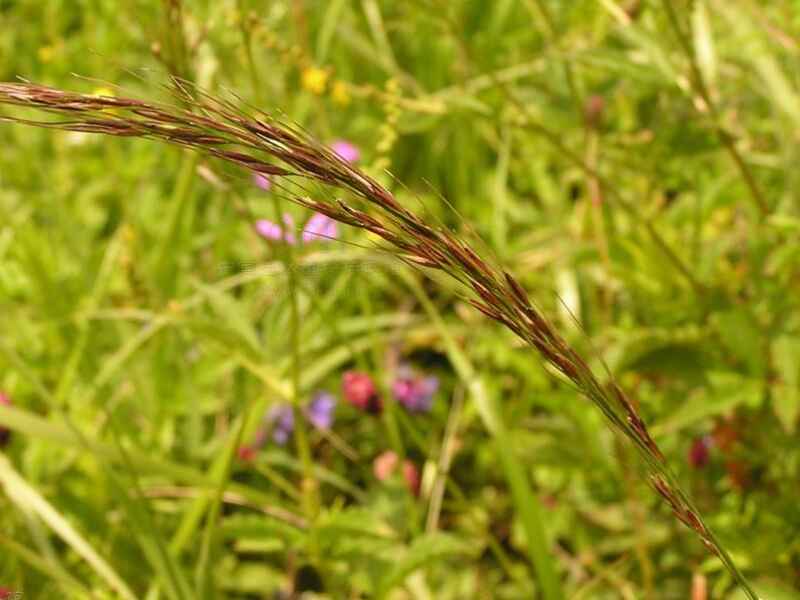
[400,269,564,600]
[270,196,319,521]
[661,0,769,217]
[499,86,707,296]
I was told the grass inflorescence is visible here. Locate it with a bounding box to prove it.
[0,79,759,599]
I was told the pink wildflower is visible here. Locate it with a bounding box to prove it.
[331,140,360,163]
[301,212,338,243]
[373,450,420,496]
[252,172,272,191]
[255,213,296,244]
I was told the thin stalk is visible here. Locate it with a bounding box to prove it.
[661,0,769,217]
[425,386,462,532]
[237,0,263,105]
[269,195,319,520]
[358,258,405,460]
[156,152,198,298]
[584,124,613,322]
[194,411,250,599]
[503,89,706,295]
[495,431,564,600]
[524,0,581,107]
[107,417,194,600]
[400,269,564,600]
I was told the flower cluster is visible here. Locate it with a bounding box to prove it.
[254,212,339,245]
[251,140,358,245]
[238,365,438,465]
[342,366,439,416]
[238,391,337,460]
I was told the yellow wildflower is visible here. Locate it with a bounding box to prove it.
[302,66,329,95]
[331,81,351,106]
[38,46,55,63]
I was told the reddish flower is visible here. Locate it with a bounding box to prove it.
[237,445,257,462]
[402,460,420,496]
[584,94,605,130]
[373,450,420,496]
[688,436,712,469]
[342,371,382,414]
[255,212,338,245]
[712,419,739,453]
[0,587,15,600]
[725,459,751,490]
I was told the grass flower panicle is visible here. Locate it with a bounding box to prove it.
[0,80,759,598]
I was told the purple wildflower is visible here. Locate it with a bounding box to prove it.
[331,140,360,163]
[302,212,338,243]
[392,366,439,413]
[306,391,336,430]
[252,172,272,191]
[268,404,295,445]
[255,213,296,244]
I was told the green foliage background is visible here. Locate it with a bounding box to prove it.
[1,1,800,598]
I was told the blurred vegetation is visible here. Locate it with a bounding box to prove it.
[1,0,800,598]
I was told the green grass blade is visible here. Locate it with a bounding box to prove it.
[0,454,137,600]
